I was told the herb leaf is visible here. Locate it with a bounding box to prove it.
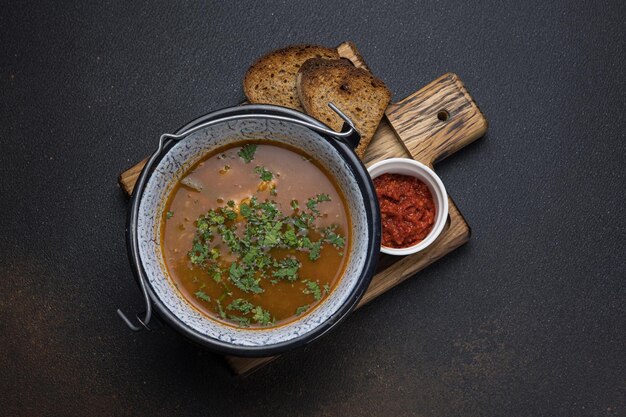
[295,305,310,315]
[229,263,263,294]
[228,315,251,327]
[188,240,210,265]
[272,257,300,282]
[308,241,322,261]
[254,166,274,182]
[324,231,345,248]
[194,290,211,302]
[238,144,257,163]
[302,280,322,301]
[252,306,273,326]
[227,298,254,314]
[306,194,331,215]
[216,300,227,319]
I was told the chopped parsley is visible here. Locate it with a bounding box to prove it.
[252,306,273,326]
[308,241,322,261]
[194,290,211,302]
[237,144,257,163]
[228,315,251,327]
[184,164,345,328]
[322,227,345,248]
[302,280,322,301]
[306,193,331,215]
[295,305,310,315]
[254,166,274,182]
[229,262,263,294]
[166,210,174,219]
[272,257,300,282]
[227,298,254,314]
[216,300,227,319]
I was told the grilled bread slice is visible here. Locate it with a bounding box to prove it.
[243,45,340,111]
[296,58,391,157]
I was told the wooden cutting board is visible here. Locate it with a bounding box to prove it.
[118,42,487,376]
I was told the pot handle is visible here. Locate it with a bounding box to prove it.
[117,103,359,332]
[158,103,360,146]
[117,133,177,331]
[326,103,361,149]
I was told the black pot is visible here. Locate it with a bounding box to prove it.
[119,104,381,357]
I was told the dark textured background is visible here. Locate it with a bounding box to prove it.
[1,1,625,416]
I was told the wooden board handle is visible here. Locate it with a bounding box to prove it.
[385,73,488,167]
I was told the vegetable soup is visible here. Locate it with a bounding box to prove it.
[161,142,351,328]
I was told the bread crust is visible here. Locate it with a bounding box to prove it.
[243,45,340,111]
[296,58,391,157]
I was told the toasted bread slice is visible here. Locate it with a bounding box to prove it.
[243,45,340,111]
[296,58,391,157]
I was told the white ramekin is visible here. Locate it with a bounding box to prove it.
[367,158,449,256]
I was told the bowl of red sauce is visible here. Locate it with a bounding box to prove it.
[367,158,449,255]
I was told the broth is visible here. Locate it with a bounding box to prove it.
[161,141,351,328]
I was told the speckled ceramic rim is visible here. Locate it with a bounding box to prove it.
[126,104,381,357]
[367,158,449,256]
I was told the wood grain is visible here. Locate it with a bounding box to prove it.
[386,72,488,167]
[117,42,486,376]
[337,41,371,71]
[119,158,147,195]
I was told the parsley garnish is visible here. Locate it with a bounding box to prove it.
[194,290,211,302]
[227,298,254,314]
[185,171,345,327]
[252,306,273,326]
[222,300,273,327]
[229,262,263,294]
[283,228,298,246]
[188,240,210,265]
[295,305,310,315]
[166,211,174,219]
[306,194,331,215]
[272,257,300,282]
[302,280,322,301]
[228,315,251,327]
[216,300,227,319]
[308,241,322,261]
[254,166,274,182]
[238,144,257,163]
[323,228,345,248]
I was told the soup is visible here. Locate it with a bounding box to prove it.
[161,141,351,328]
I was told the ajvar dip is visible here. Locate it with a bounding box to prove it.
[373,173,436,248]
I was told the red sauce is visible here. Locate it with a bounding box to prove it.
[373,173,436,248]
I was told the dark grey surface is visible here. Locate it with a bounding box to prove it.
[1,1,625,416]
